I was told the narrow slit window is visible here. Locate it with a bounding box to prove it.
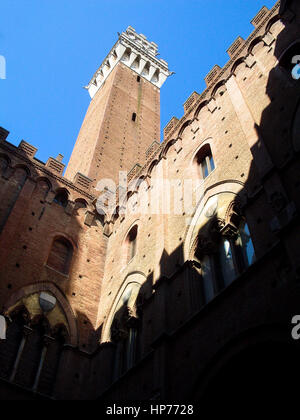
[132,113,137,122]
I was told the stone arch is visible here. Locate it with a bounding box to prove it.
[178,120,192,138]
[121,47,131,62]
[102,272,147,342]
[265,14,282,34]
[12,163,31,176]
[74,198,88,213]
[194,101,209,119]
[191,138,214,163]
[48,231,78,251]
[183,181,245,261]
[34,176,52,197]
[4,283,78,346]
[231,57,246,75]
[161,139,177,159]
[53,187,70,207]
[211,80,227,98]
[191,139,215,180]
[248,37,265,55]
[147,159,160,178]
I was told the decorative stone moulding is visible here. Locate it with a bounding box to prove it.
[85,26,172,99]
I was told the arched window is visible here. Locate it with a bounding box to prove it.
[196,216,255,302]
[0,307,28,381]
[37,323,69,396]
[279,41,300,81]
[142,61,150,76]
[216,221,256,288]
[53,190,68,208]
[110,283,142,378]
[13,167,28,187]
[74,199,87,211]
[121,47,131,62]
[194,144,215,179]
[47,237,73,275]
[125,225,138,264]
[13,316,50,389]
[216,237,236,288]
[200,255,215,303]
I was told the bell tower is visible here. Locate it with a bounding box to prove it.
[65,26,171,188]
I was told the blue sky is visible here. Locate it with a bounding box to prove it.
[0,0,276,167]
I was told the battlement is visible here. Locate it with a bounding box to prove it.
[86,26,173,99]
[163,1,280,142]
[251,6,269,27]
[0,127,93,195]
[183,91,201,113]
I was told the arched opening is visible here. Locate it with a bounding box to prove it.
[142,61,150,76]
[47,237,73,275]
[74,198,88,211]
[194,212,255,303]
[124,225,138,265]
[194,144,215,180]
[13,166,29,186]
[121,47,131,62]
[131,55,141,70]
[151,69,160,83]
[110,282,142,378]
[0,306,29,380]
[53,189,69,208]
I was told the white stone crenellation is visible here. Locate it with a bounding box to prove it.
[85,26,172,99]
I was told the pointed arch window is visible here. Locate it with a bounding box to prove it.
[194,144,215,180]
[125,225,138,264]
[195,214,256,304]
[53,190,68,208]
[110,283,142,378]
[47,237,73,275]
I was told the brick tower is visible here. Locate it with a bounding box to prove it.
[65,26,171,187]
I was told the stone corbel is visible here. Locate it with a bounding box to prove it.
[207,99,217,114]
[175,137,183,154]
[65,201,75,216]
[45,191,56,204]
[103,221,113,237]
[84,211,95,227]
[220,223,238,239]
[245,54,257,69]
[43,335,55,347]
[262,33,275,47]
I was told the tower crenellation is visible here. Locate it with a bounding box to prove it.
[86,26,172,99]
[65,26,172,187]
